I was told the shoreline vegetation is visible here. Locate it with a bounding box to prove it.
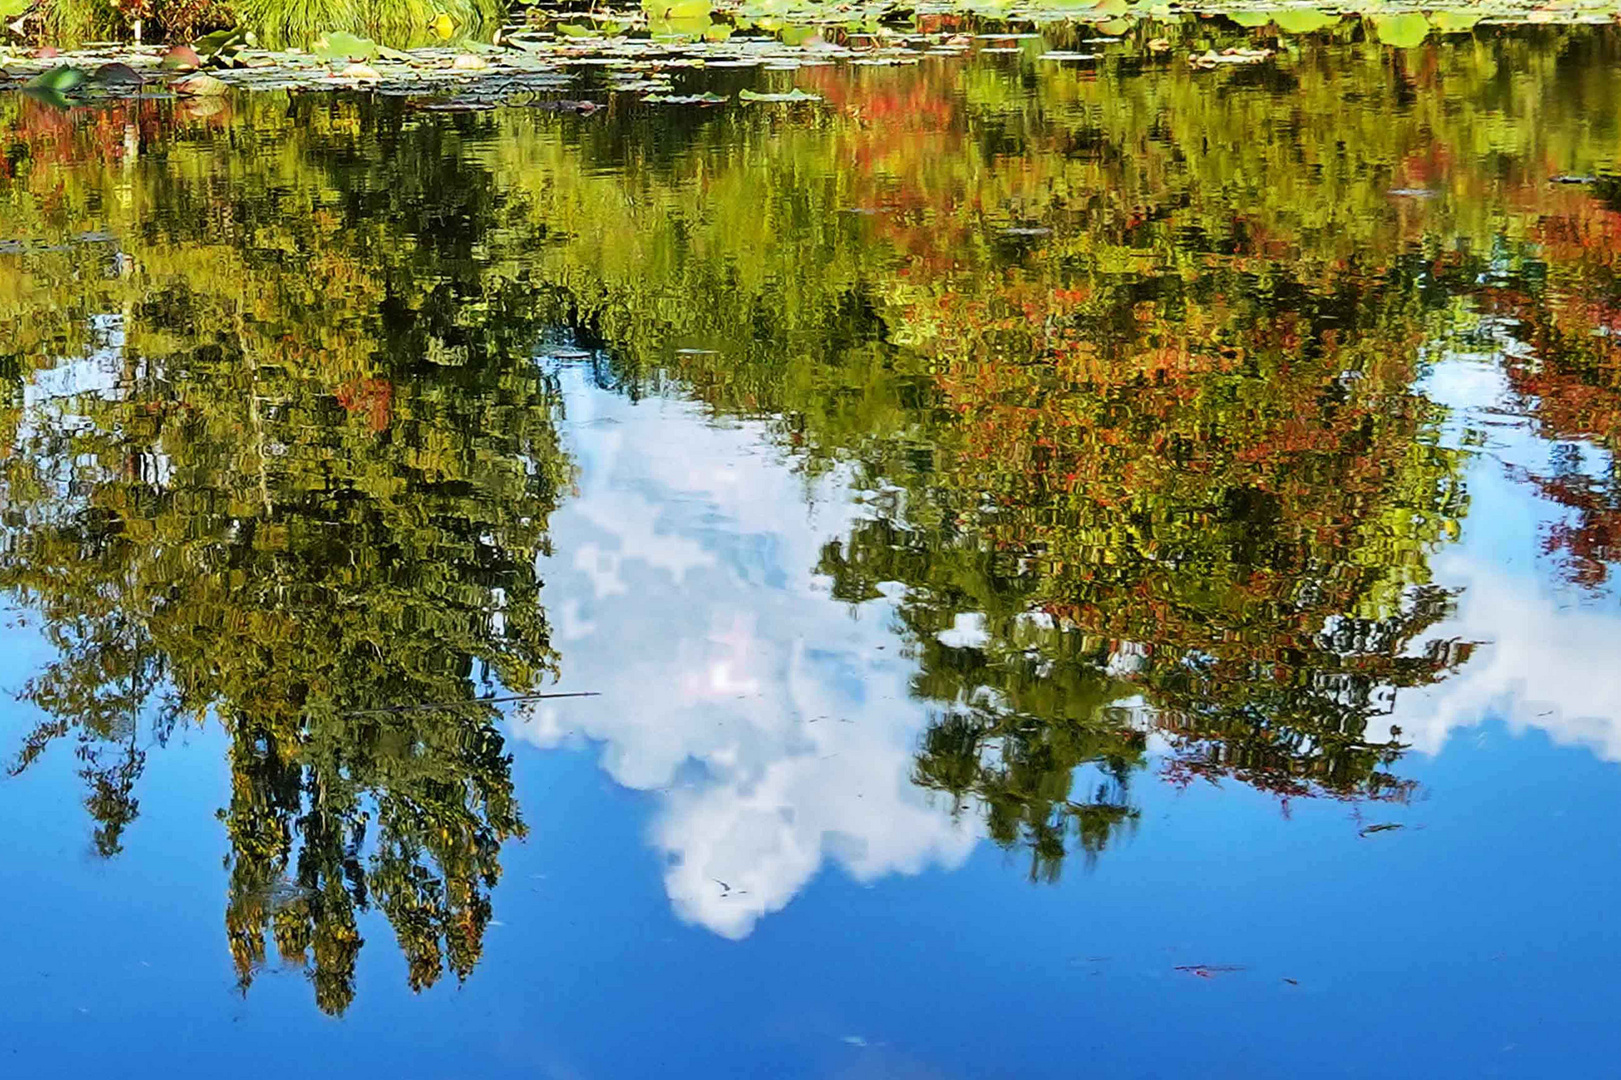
[2,1,1620,104]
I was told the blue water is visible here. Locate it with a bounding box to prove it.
[3,356,1617,1078]
[6,31,1621,1076]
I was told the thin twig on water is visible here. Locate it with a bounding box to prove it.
[341,692,600,718]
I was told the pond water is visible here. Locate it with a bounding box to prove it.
[2,25,1620,1077]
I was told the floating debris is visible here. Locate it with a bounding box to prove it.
[1189,47,1275,68]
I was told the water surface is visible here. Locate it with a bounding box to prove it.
[2,27,1620,1077]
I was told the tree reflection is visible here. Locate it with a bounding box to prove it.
[0,97,568,1013]
[3,26,1621,986]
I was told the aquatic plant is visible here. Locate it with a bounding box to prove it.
[29,0,496,45]
[230,0,500,47]
[39,0,233,44]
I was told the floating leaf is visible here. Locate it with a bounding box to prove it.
[1189,46,1275,68]
[645,0,711,16]
[643,91,728,104]
[1430,10,1484,33]
[91,63,144,88]
[161,45,202,71]
[1273,8,1337,34]
[1373,13,1430,48]
[313,31,379,62]
[194,28,253,64]
[25,66,86,93]
[172,73,229,96]
[1228,11,1272,27]
[738,87,820,102]
[193,28,238,53]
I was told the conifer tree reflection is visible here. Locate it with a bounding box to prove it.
[0,101,569,1013]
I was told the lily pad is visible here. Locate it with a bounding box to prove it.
[738,87,820,102]
[646,0,713,15]
[1273,8,1337,34]
[25,66,87,93]
[1372,13,1430,48]
[173,73,230,96]
[313,31,379,63]
[194,28,254,66]
[92,63,144,88]
[1430,10,1484,33]
[643,91,728,103]
[161,45,202,72]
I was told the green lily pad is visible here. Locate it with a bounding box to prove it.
[1430,10,1484,33]
[194,28,253,64]
[648,14,712,37]
[643,91,728,103]
[1373,13,1431,48]
[645,0,712,16]
[739,87,820,102]
[313,31,379,62]
[1228,11,1273,27]
[25,66,87,93]
[1273,8,1337,34]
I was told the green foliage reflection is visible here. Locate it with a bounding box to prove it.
[2,27,1621,991]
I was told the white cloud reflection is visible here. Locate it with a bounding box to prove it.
[1367,352,1621,764]
[1373,547,1621,763]
[513,366,976,939]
